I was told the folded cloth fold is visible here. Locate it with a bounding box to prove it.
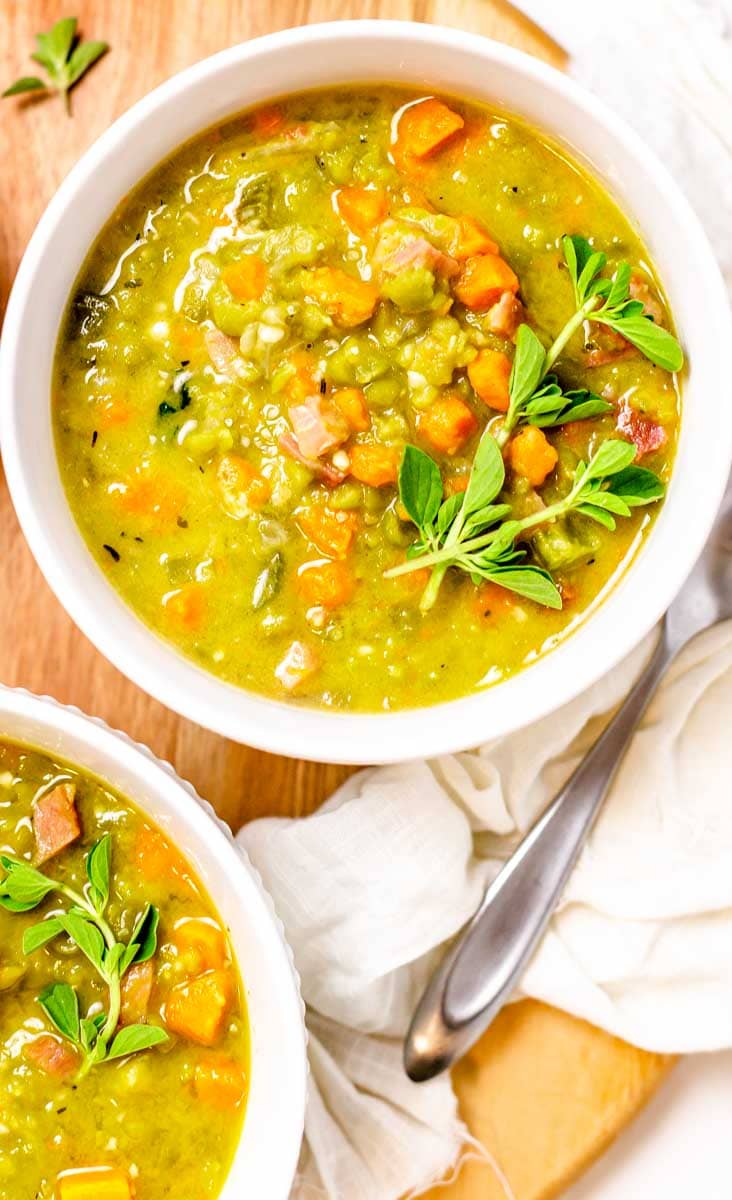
[238,623,732,1198]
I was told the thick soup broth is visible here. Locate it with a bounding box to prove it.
[53,88,680,710]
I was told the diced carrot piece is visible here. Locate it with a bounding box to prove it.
[297,506,358,559]
[33,784,80,864]
[284,350,319,406]
[120,961,155,1026]
[336,186,389,236]
[348,443,400,487]
[56,1167,133,1200]
[221,255,268,302]
[332,387,370,433]
[117,475,186,528]
[304,267,379,327]
[164,970,234,1047]
[454,254,520,310]
[473,581,519,622]
[193,1055,248,1112]
[174,919,228,974]
[296,561,355,609]
[509,426,558,487]
[217,454,270,518]
[251,104,283,136]
[133,824,195,892]
[26,1035,79,1080]
[95,397,131,431]
[467,348,512,412]
[453,216,499,260]
[162,583,207,632]
[395,98,465,160]
[274,641,319,691]
[419,394,478,456]
[169,318,204,362]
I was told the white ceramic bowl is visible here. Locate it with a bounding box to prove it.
[0,686,307,1199]
[2,21,731,764]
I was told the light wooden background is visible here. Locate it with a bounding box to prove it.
[0,4,672,1198]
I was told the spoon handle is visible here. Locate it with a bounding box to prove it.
[404,628,673,1083]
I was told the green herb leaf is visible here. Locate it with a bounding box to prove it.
[563,235,605,305]
[5,17,108,114]
[596,313,684,371]
[39,982,80,1044]
[23,916,63,954]
[575,503,617,531]
[0,857,57,912]
[610,465,666,506]
[461,430,505,517]
[579,439,637,483]
[2,76,47,97]
[66,40,108,87]
[80,1016,101,1053]
[436,493,464,537]
[398,445,443,528]
[56,911,106,972]
[34,17,77,76]
[86,834,112,914]
[106,1023,169,1061]
[479,565,563,609]
[507,325,546,412]
[120,903,160,974]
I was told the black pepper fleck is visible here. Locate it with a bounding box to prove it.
[91,430,98,447]
[102,545,120,562]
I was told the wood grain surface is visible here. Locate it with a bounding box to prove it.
[0,3,673,1198]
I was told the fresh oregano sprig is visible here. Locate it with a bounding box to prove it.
[384,436,664,611]
[0,834,166,1078]
[549,235,684,374]
[2,17,108,115]
[492,237,684,448]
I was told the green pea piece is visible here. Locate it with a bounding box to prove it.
[364,376,404,409]
[328,481,364,510]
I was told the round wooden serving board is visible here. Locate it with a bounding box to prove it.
[0,2,674,1196]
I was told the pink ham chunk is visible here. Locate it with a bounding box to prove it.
[616,398,667,459]
[26,1034,79,1079]
[629,273,664,324]
[275,641,319,691]
[486,291,525,339]
[204,327,241,379]
[374,220,459,280]
[33,784,80,864]
[279,433,346,485]
[287,395,350,460]
[120,960,155,1026]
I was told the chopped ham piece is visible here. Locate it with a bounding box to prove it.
[287,395,350,459]
[584,326,634,368]
[120,960,155,1026]
[204,327,241,379]
[279,433,346,485]
[275,641,319,691]
[616,398,667,459]
[33,784,80,864]
[26,1034,79,1079]
[629,273,664,324]
[374,220,459,279]
[486,291,525,339]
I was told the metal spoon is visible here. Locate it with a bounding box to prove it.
[404,471,732,1083]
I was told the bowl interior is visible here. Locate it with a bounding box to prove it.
[2,21,731,763]
[0,687,306,1200]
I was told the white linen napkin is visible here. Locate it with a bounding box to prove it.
[237,4,732,1197]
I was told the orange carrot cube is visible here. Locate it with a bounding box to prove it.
[454,254,519,310]
[467,348,513,411]
[164,970,234,1046]
[508,426,558,487]
[419,394,478,455]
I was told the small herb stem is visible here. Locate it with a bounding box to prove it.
[419,564,448,612]
[58,883,116,949]
[545,295,600,371]
[385,496,574,580]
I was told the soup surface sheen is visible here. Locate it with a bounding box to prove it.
[0,740,248,1200]
[54,88,680,711]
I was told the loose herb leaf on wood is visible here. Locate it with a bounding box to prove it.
[3,17,108,114]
